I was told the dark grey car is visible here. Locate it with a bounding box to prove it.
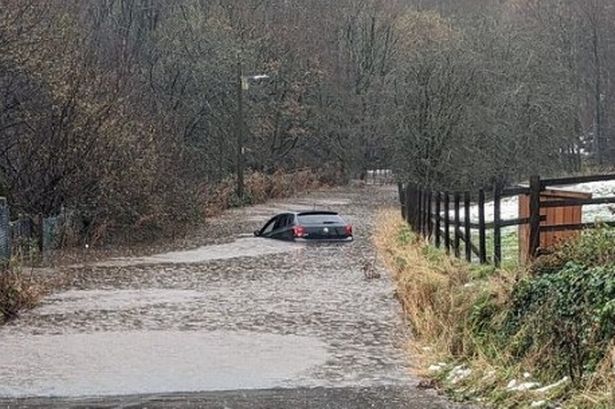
[254,211,353,242]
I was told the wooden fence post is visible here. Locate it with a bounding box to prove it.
[454,192,461,258]
[421,189,427,237]
[435,192,441,248]
[417,187,422,234]
[409,186,415,231]
[399,183,406,220]
[405,184,412,226]
[529,175,541,259]
[418,188,424,236]
[417,188,423,234]
[464,191,471,262]
[444,192,450,254]
[425,190,433,237]
[478,189,487,264]
[493,181,502,267]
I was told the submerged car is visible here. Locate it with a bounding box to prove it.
[254,211,353,241]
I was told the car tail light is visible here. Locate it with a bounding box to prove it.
[293,225,306,237]
[345,224,353,236]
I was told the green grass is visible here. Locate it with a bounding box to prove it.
[433,227,520,269]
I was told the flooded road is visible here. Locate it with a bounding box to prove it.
[0,186,467,408]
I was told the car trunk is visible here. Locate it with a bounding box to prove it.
[301,224,349,240]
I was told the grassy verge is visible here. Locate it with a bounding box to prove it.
[0,263,47,324]
[375,210,615,409]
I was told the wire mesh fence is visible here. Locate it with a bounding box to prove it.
[0,200,80,262]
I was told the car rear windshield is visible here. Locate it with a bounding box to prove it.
[297,214,344,225]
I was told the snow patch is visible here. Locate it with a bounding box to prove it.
[507,379,541,391]
[428,362,447,373]
[447,365,472,384]
[535,377,570,394]
[482,370,496,381]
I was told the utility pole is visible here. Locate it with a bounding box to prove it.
[236,60,244,199]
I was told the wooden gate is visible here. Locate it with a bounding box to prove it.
[519,188,592,263]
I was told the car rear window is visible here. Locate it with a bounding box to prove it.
[297,214,344,225]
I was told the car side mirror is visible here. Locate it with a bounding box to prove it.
[254,230,261,237]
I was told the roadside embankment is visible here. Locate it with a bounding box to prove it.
[375,210,615,409]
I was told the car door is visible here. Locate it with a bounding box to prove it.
[259,216,279,238]
[270,214,294,240]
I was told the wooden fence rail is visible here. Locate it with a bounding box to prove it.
[399,173,615,267]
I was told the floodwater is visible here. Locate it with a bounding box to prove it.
[0,186,416,399]
[0,331,327,397]
[92,237,301,267]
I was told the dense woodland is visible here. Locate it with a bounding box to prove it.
[1,0,614,237]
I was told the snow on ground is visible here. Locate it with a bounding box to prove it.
[437,180,615,224]
[435,180,615,264]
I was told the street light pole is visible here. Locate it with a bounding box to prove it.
[236,60,244,200]
[235,63,269,200]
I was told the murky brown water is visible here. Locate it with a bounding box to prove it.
[0,186,412,398]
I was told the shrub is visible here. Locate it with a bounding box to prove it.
[0,265,46,323]
[531,226,615,275]
[503,262,615,382]
[203,169,324,217]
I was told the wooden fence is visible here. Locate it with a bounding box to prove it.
[399,173,615,267]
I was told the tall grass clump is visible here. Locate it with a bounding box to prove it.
[0,264,46,323]
[374,210,485,361]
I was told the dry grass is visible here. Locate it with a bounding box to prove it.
[0,264,47,323]
[576,344,615,408]
[374,210,477,361]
